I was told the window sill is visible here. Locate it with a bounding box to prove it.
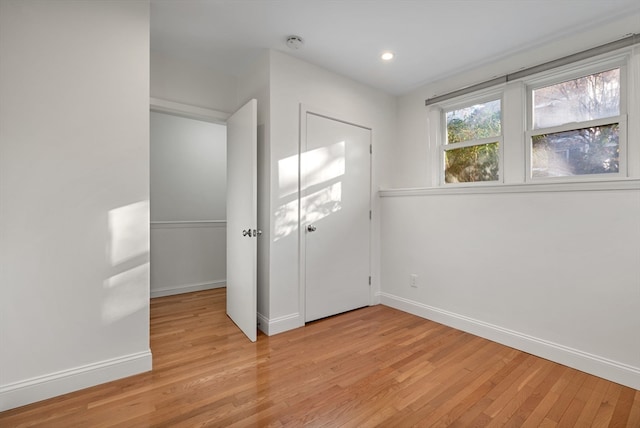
[379,178,640,197]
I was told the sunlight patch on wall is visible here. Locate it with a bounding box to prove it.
[108,201,149,266]
[104,201,150,324]
[277,153,298,199]
[274,198,298,242]
[103,263,149,323]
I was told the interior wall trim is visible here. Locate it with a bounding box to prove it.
[150,220,227,229]
[0,351,152,411]
[379,179,640,198]
[257,312,304,336]
[379,292,640,390]
[150,280,226,299]
[150,97,230,123]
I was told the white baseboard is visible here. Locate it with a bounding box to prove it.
[257,312,304,336]
[379,292,640,390]
[0,350,152,411]
[150,280,225,298]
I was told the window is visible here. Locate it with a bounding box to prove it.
[442,98,502,183]
[431,49,635,188]
[527,66,625,180]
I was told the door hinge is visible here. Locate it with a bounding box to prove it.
[369,276,371,286]
[369,144,372,154]
[369,210,372,220]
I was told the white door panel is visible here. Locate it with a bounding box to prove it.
[226,99,257,342]
[303,112,371,322]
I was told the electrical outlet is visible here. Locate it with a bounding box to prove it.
[410,274,418,288]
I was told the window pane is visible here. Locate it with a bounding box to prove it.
[446,99,501,144]
[532,69,620,129]
[531,124,619,177]
[445,142,499,183]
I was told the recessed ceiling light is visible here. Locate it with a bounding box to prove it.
[381,52,394,61]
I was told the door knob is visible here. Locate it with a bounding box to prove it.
[242,229,250,237]
[307,225,317,232]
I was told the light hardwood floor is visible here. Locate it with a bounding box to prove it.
[1,288,639,427]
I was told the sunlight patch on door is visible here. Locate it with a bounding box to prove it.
[303,182,342,223]
[278,141,345,198]
[274,182,342,241]
[274,140,345,241]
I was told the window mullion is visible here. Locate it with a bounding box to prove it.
[527,116,624,138]
[444,136,501,150]
[503,81,525,184]
[626,46,639,178]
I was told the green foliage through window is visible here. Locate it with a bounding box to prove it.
[445,142,499,183]
[446,99,501,144]
[532,124,619,177]
[444,99,501,183]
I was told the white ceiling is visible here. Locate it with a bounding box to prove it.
[151,0,640,95]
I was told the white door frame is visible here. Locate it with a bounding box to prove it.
[298,104,373,323]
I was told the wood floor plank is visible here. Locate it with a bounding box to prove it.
[609,387,636,428]
[627,391,640,428]
[520,366,581,428]
[592,382,624,427]
[1,288,638,427]
[496,363,565,427]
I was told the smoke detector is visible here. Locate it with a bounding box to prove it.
[286,35,304,50]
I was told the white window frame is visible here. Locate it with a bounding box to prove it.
[429,46,638,190]
[438,89,505,186]
[524,55,629,183]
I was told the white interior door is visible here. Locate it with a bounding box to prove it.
[303,112,371,322]
[226,99,257,342]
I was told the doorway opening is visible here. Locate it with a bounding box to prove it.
[149,102,228,299]
[149,98,259,343]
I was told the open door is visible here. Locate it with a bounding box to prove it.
[226,99,257,342]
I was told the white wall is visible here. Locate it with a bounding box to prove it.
[262,50,396,334]
[150,223,226,297]
[0,0,151,410]
[382,15,640,389]
[150,112,227,297]
[151,112,226,221]
[151,50,238,113]
[380,187,640,389]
